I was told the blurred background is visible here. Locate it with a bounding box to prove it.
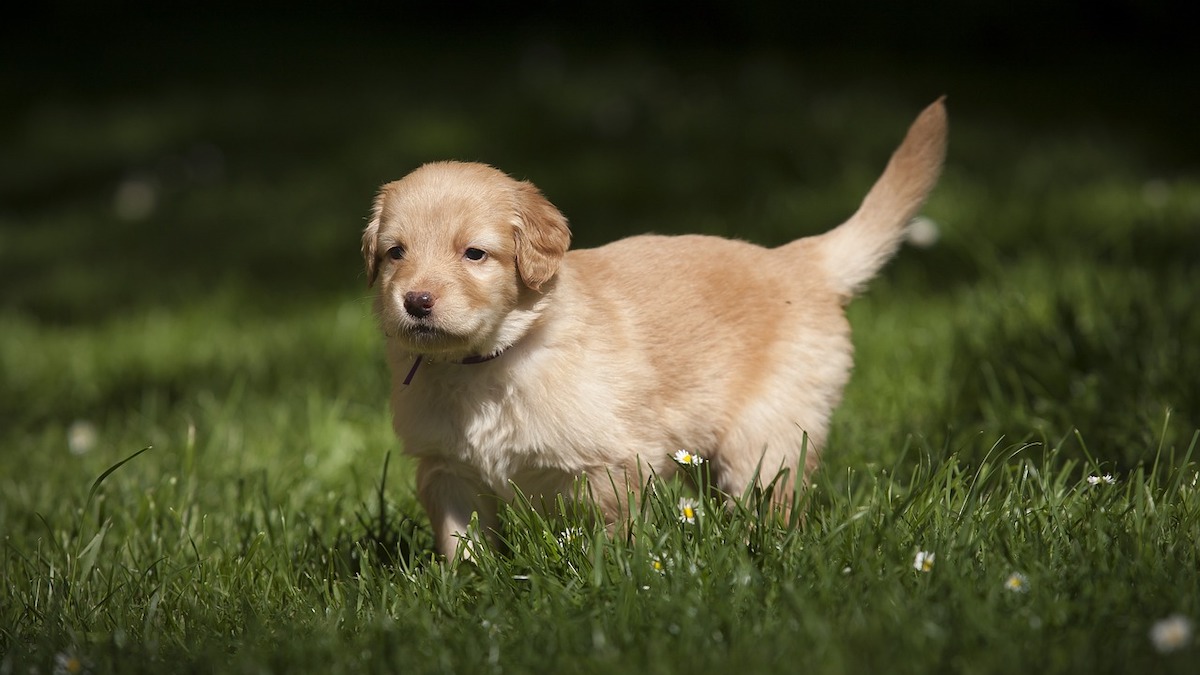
[2,1,1197,469]
[4,0,1195,315]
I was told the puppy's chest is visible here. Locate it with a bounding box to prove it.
[394,368,623,488]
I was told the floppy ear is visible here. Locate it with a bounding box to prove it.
[512,181,571,291]
[361,190,385,287]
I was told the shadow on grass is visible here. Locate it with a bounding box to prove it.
[943,262,1199,469]
[305,453,435,579]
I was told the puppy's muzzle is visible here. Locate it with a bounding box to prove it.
[404,290,436,318]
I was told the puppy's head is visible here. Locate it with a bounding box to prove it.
[362,161,571,358]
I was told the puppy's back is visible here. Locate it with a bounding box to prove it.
[560,232,843,408]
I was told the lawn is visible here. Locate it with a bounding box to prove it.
[2,14,1198,675]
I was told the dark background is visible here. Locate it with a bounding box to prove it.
[6,1,1197,67]
[3,1,1195,316]
[6,1,1195,174]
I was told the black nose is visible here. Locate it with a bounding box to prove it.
[403,291,435,318]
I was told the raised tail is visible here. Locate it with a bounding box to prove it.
[811,97,948,297]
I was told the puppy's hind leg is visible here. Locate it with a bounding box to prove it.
[584,464,640,524]
[712,425,820,525]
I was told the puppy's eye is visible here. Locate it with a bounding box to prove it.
[464,247,487,262]
[387,245,405,261]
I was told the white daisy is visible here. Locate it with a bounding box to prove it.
[913,550,935,573]
[1150,614,1193,653]
[1086,474,1116,486]
[67,420,98,456]
[53,650,87,675]
[678,497,700,524]
[672,449,705,467]
[904,216,940,248]
[1004,572,1029,593]
[557,527,586,548]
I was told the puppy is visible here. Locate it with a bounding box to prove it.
[362,99,947,558]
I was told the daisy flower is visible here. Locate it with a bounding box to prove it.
[678,497,700,524]
[67,420,98,456]
[54,650,87,675]
[904,216,940,248]
[650,553,667,574]
[1150,614,1193,653]
[672,449,705,467]
[913,550,935,573]
[1004,572,1029,593]
[557,527,586,548]
[1086,474,1116,486]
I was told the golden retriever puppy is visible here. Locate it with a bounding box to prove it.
[362,99,947,558]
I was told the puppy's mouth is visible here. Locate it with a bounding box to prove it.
[407,322,442,337]
[387,317,470,353]
[396,320,450,340]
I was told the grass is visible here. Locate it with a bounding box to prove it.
[3,19,1199,674]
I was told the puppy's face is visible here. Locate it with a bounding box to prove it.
[362,162,571,358]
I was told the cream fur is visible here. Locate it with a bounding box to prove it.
[362,99,949,558]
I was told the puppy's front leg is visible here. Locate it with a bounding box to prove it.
[416,458,499,560]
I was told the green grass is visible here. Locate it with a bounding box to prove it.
[3,27,1199,674]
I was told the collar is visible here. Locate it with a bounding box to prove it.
[402,349,505,386]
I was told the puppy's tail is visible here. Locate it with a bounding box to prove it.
[809,97,948,298]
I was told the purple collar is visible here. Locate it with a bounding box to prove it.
[402,350,504,386]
